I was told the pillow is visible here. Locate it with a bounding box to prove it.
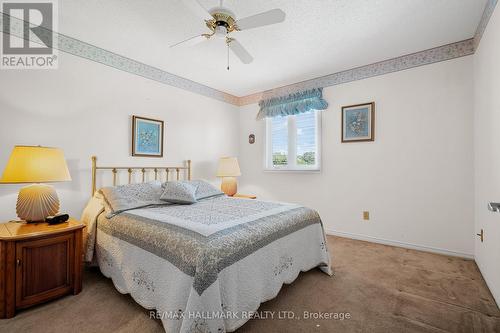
[160,181,198,204]
[190,180,224,200]
[163,180,224,200]
[100,180,165,217]
[93,190,115,216]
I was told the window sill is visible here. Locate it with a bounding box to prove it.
[263,168,321,173]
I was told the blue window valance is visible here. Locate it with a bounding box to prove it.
[256,88,328,120]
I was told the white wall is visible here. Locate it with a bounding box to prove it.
[239,56,475,257]
[0,53,239,221]
[0,26,478,261]
[474,6,500,305]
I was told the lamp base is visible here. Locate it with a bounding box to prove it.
[16,184,60,222]
[221,177,237,196]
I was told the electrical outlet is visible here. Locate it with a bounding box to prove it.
[363,211,370,220]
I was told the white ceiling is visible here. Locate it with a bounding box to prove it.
[59,0,487,96]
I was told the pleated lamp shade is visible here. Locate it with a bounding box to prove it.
[1,146,71,222]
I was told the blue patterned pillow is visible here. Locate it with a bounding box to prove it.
[162,180,224,200]
[183,180,224,200]
[100,180,165,217]
[160,181,198,204]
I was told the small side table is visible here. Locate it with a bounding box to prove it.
[233,194,257,199]
[0,218,85,318]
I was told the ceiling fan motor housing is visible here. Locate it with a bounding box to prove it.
[206,10,238,35]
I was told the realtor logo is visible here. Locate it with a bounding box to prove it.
[1,0,58,69]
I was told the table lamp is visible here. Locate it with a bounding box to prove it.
[0,146,71,222]
[216,157,241,196]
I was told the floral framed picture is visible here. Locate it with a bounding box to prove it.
[132,115,164,157]
[341,102,375,143]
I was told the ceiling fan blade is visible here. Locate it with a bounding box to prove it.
[228,38,253,64]
[236,9,285,30]
[170,34,208,48]
[182,0,213,21]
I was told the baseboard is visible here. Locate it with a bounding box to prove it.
[325,229,474,259]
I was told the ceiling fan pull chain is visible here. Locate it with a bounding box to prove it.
[227,40,230,70]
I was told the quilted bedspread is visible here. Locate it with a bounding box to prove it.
[83,195,332,332]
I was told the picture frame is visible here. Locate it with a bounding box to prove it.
[132,115,164,157]
[341,102,375,143]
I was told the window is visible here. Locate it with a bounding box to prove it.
[265,111,321,171]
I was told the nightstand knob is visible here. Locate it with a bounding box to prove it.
[16,259,21,266]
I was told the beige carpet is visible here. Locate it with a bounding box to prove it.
[1,236,499,333]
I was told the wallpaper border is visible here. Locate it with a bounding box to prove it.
[0,13,239,105]
[474,0,498,49]
[0,0,497,107]
[238,39,475,105]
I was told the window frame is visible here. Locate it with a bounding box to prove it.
[264,110,322,172]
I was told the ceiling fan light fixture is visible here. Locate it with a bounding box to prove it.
[215,25,227,37]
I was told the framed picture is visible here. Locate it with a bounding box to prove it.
[132,115,164,157]
[341,102,375,143]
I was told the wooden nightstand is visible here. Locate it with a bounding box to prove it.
[0,218,85,318]
[233,194,257,199]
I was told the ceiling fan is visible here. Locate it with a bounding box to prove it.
[171,0,286,69]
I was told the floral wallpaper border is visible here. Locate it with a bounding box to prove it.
[0,13,239,105]
[474,0,498,49]
[1,0,497,107]
[238,39,475,105]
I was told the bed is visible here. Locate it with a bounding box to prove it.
[81,157,332,333]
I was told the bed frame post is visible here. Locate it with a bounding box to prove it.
[91,156,97,196]
[187,160,192,180]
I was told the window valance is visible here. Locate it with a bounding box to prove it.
[256,88,328,120]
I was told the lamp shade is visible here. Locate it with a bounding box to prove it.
[216,157,241,177]
[1,146,71,183]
